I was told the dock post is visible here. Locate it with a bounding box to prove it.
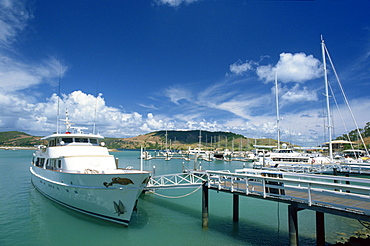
[345,174,351,193]
[333,168,339,191]
[233,194,239,222]
[202,182,209,229]
[288,205,299,246]
[333,167,337,175]
[316,211,325,246]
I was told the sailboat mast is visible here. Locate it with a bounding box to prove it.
[165,128,168,151]
[275,71,281,149]
[321,36,333,160]
[198,129,202,151]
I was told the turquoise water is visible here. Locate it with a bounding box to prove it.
[0,149,364,245]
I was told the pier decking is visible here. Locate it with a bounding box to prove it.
[146,169,370,246]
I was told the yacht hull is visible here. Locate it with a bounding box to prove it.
[30,166,150,226]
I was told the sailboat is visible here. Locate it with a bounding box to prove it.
[263,70,329,168]
[320,36,370,166]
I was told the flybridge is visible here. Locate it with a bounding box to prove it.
[42,110,105,147]
[42,135,103,147]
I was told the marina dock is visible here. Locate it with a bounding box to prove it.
[146,169,370,246]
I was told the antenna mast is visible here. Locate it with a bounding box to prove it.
[275,71,280,149]
[93,83,99,135]
[56,63,61,134]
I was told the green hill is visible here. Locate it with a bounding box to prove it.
[0,131,44,147]
[0,130,283,150]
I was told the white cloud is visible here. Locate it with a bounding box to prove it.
[229,60,255,75]
[345,49,370,81]
[194,78,272,121]
[0,1,67,93]
[143,113,164,130]
[183,120,219,131]
[165,86,192,104]
[215,97,263,120]
[155,0,199,7]
[257,52,323,83]
[0,55,68,92]
[280,84,318,104]
[0,0,31,47]
[138,103,158,110]
[0,90,137,135]
[0,55,38,91]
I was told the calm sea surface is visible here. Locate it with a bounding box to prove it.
[0,149,364,245]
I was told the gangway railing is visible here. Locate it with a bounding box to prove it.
[147,171,208,189]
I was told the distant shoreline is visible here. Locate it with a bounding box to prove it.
[0,146,37,150]
[0,146,123,152]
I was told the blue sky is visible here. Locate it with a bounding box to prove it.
[1,0,370,147]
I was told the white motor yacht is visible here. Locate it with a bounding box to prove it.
[30,114,151,226]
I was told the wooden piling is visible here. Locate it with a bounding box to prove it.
[202,182,209,229]
[288,205,299,246]
[316,211,325,246]
[233,194,239,222]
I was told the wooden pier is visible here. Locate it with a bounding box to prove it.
[147,169,370,246]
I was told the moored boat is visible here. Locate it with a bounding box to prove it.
[30,114,151,226]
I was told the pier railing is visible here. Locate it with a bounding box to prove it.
[147,169,370,216]
[209,169,370,215]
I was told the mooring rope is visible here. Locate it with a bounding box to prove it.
[152,185,202,199]
[358,220,370,230]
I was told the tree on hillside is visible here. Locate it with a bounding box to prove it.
[335,122,370,141]
[364,122,370,138]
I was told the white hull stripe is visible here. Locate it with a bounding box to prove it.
[30,167,142,190]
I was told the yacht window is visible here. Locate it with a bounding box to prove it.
[76,138,88,143]
[46,159,53,170]
[45,159,61,170]
[36,158,45,167]
[90,138,98,144]
[62,138,73,143]
[49,139,56,147]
